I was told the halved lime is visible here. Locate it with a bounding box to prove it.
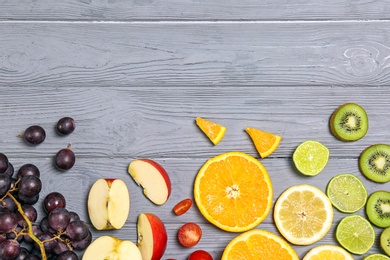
[326,174,368,213]
[364,254,390,260]
[293,140,329,176]
[336,215,375,255]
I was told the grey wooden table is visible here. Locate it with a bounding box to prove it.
[1,1,390,259]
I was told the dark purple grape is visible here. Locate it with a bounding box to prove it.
[40,216,56,234]
[0,196,16,212]
[68,211,80,223]
[6,226,23,243]
[23,125,46,145]
[44,192,66,213]
[53,240,69,255]
[15,247,29,260]
[0,239,21,260]
[54,147,75,171]
[48,208,70,231]
[18,194,39,205]
[0,153,9,173]
[57,250,78,260]
[71,230,92,250]
[0,175,11,196]
[24,254,40,260]
[18,176,42,197]
[16,205,37,227]
[3,163,14,178]
[0,209,18,233]
[37,232,57,253]
[24,225,43,244]
[56,117,75,135]
[17,164,40,178]
[66,220,89,241]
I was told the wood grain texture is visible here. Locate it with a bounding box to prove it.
[1,22,390,87]
[1,0,390,21]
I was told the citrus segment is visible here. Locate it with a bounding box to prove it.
[336,215,375,255]
[245,127,282,158]
[293,140,329,176]
[221,229,299,260]
[195,117,226,145]
[364,254,390,260]
[194,152,273,232]
[274,184,333,245]
[302,245,354,260]
[326,173,368,213]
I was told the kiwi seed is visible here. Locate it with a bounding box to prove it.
[381,227,390,256]
[359,144,390,183]
[366,191,390,228]
[329,103,368,141]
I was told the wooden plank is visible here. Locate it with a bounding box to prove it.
[1,22,390,87]
[0,86,389,159]
[1,0,390,21]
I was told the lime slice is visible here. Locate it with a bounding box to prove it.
[293,140,329,176]
[336,215,375,255]
[326,174,368,213]
[364,254,390,260]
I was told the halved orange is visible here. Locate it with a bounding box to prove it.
[194,152,273,232]
[195,117,226,145]
[222,229,299,260]
[245,127,282,158]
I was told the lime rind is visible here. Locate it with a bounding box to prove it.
[326,174,368,213]
[293,140,329,176]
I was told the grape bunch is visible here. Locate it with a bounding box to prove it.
[0,153,91,260]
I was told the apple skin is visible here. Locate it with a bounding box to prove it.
[82,236,142,260]
[137,213,168,260]
[87,178,130,230]
[128,159,171,205]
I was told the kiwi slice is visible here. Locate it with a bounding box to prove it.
[330,103,368,141]
[366,191,390,228]
[359,144,390,183]
[381,227,390,256]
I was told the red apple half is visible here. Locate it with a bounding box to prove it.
[128,159,171,205]
[82,236,142,260]
[137,213,168,260]
[87,178,130,230]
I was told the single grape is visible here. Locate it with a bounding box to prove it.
[22,125,46,145]
[40,216,56,234]
[17,164,40,178]
[0,153,9,173]
[68,211,80,223]
[17,204,37,227]
[18,194,39,205]
[15,247,29,260]
[48,208,70,231]
[0,239,21,260]
[0,197,16,212]
[53,240,69,255]
[54,146,75,171]
[66,220,89,241]
[71,230,92,250]
[0,209,18,233]
[56,117,75,135]
[3,163,14,178]
[0,175,11,196]
[18,176,42,197]
[44,192,66,213]
[57,250,78,260]
[24,254,40,260]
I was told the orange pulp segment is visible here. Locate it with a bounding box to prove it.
[196,117,226,145]
[245,127,282,158]
[194,152,273,232]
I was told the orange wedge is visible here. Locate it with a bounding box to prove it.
[194,152,273,232]
[245,127,282,158]
[195,117,226,145]
[222,229,299,260]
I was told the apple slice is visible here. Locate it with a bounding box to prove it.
[137,213,168,260]
[82,236,142,260]
[87,178,130,230]
[128,159,171,205]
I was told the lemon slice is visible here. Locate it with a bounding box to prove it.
[302,245,354,260]
[293,140,329,176]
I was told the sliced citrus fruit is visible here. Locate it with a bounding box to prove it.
[364,254,390,260]
[326,173,368,213]
[274,184,333,245]
[194,152,273,232]
[336,215,375,255]
[245,127,282,158]
[195,117,226,145]
[302,245,354,260]
[293,140,329,176]
[221,229,299,260]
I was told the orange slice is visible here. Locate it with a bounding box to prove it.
[245,127,282,158]
[194,152,273,232]
[221,229,299,260]
[195,117,226,145]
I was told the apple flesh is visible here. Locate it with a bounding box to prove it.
[82,236,142,260]
[87,178,130,230]
[137,213,168,260]
[128,159,171,205]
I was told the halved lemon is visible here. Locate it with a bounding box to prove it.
[245,127,282,158]
[195,117,226,145]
